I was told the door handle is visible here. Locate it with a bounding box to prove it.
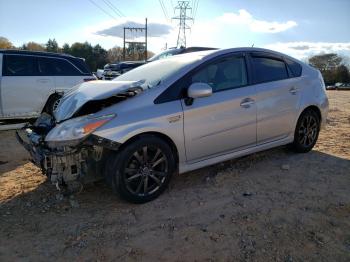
[240,98,255,108]
[37,79,50,83]
[289,87,298,95]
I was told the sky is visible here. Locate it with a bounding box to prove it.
[1,0,350,60]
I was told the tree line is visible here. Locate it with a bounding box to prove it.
[0,37,154,72]
[308,53,350,85]
[1,36,349,83]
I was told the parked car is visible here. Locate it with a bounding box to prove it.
[95,69,104,80]
[103,46,217,80]
[17,47,329,203]
[0,50,95,121]
[326,85,336,90]
[338,83,350,90]
[103,61,145,80]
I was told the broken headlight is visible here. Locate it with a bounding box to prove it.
[45,114,115,147]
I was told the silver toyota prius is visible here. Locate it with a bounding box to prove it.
[17,47,329,203]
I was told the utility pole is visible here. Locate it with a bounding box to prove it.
[123,18,148,61]
[172,1,193,48]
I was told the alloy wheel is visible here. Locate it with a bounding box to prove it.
[123,145,168,196]
[298,115,318,147]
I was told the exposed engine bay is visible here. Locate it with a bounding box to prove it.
[16,82,143,190]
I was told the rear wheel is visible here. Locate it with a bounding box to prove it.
[290,109,320,153]
[105,136,176,203]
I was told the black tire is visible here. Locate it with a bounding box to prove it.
[105,135,176,203]
[44,94,62,116]
[290,109,320,153]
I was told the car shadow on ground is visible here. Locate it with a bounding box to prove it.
[1,146,349,210]
[1,146,349,261]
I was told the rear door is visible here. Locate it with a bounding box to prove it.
[52,58,86,91]
[249,52,301,144]
[182,53,257,162]
[1,54,55,118]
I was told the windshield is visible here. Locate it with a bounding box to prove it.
[147,49,182,62]
[113,54,201,89]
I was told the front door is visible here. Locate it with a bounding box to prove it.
[182,54,257,162]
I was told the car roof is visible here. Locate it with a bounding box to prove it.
[175,47,302,63]
[0,49,76,59]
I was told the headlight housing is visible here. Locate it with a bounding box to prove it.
[45,114,115,147]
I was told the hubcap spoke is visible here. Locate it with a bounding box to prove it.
[135,179,143,194]
[126,173,142,182]
[143,176,149,194]
[149,174,161,185]
[152,170,167,177]
[150,149,161,164]
[133,151,143,164]
[152,156,166,168]
[143,146,148,163]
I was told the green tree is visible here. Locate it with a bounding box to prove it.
[335,65,350,83]
[0,37,14,49]
[309,53,342,71]
[46,38,59,53]
[62,43,71,54]
[22,42,45,51]
[308,53,348,84]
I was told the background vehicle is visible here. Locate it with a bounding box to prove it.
[102,46,217,80]
[18,48,328,203]
[0,50,95,120]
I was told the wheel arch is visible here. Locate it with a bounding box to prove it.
[41,92,63,113]
[299,105,322,122]
[118,131,180,165]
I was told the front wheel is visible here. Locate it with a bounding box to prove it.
[105,136,176,203]
[290,109,320,153]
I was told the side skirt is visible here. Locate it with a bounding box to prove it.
[178,135,294,174]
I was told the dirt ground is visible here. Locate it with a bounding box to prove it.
[0,91,349,262]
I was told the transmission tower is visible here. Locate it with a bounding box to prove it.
[172,1,193,48]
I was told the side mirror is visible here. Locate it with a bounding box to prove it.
[187,82,213,99]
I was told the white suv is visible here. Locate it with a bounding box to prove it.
[0,50,95,120]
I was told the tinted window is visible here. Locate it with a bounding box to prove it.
[38,57,55,75]
[70,58,91,74]
[251,56,288,83]
[52,59,81,76]
[285,58,302,77]
[191,56,247,92]
[3,55,36,76]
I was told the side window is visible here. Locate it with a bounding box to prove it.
[3,55,36,76]
[285,58,302,77]
[251,56,288,84]
[52,59,81,76]
[38,57,55,76]
[191,56,248,92]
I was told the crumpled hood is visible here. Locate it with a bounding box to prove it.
[54,80,142,122]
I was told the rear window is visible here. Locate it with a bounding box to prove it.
[70,58,91,74]
[3,55,36,76]
[52,58,81,76]
[285,58,302,77]
[251,56,288,84]
[37,57,83,76]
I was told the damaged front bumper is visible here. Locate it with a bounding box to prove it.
[16,125,120,187]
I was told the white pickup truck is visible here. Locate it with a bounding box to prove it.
[0,50,95,121]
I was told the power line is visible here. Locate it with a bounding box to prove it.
[193,0,199,21]
[102,0,125,17]
[87,0,118,21]
[159,0,169,21]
